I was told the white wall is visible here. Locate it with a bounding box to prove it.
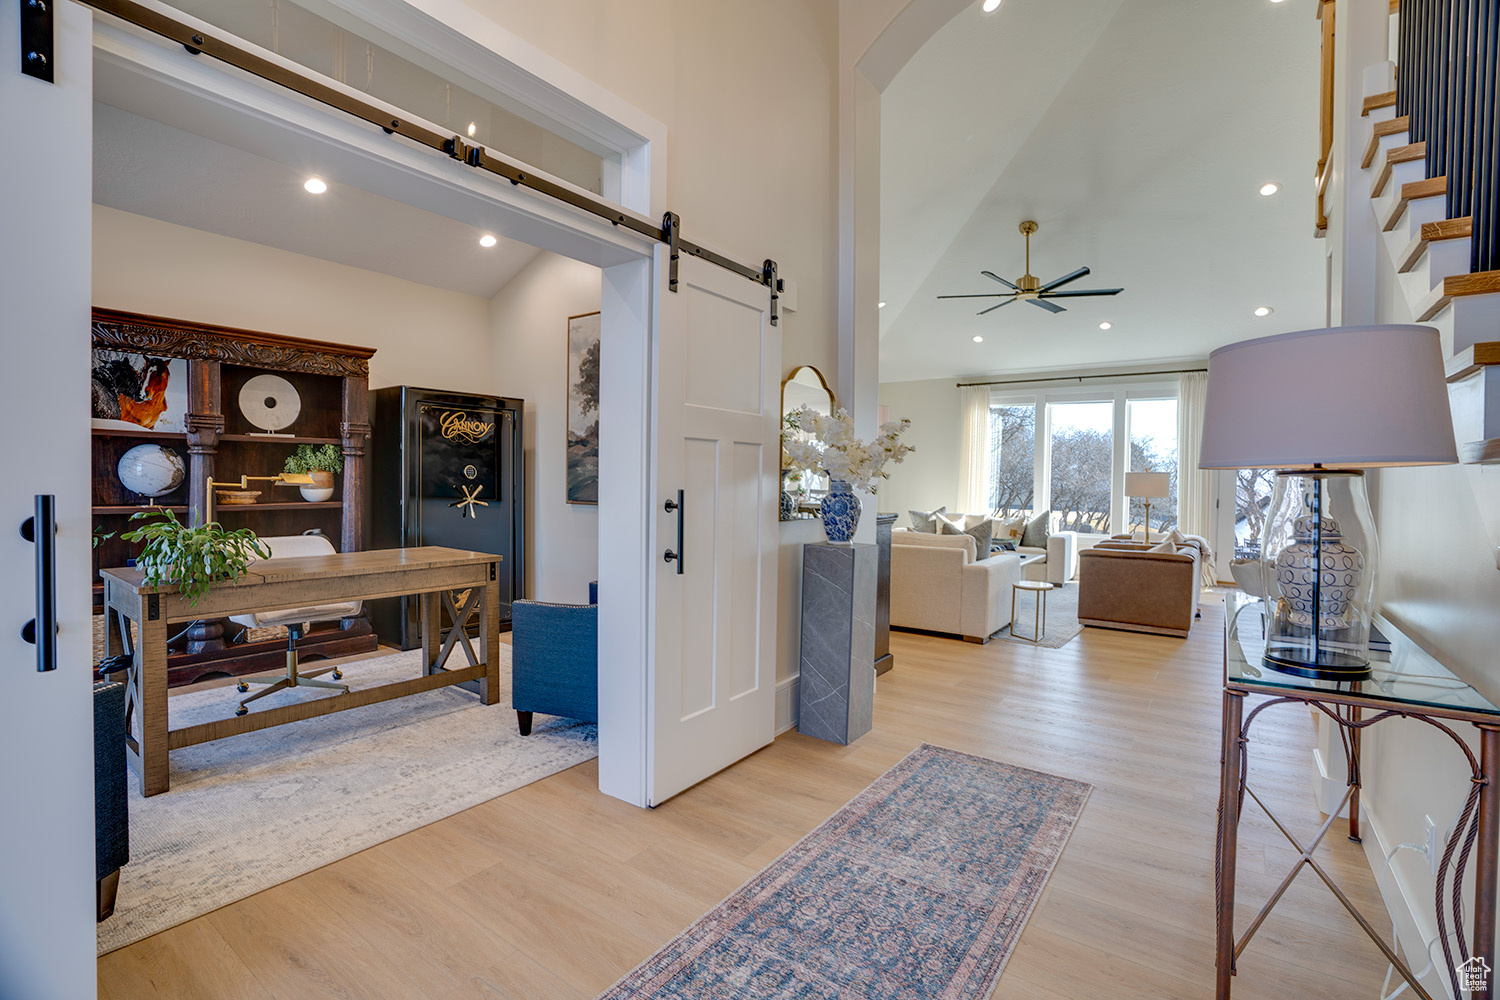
[92,206,494,393]
[486,250,601,603]
[877,378,962,518]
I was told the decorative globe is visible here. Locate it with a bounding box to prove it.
[117,444,186,498]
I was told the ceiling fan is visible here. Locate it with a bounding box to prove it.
[938,220,1123,315]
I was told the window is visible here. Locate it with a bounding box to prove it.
[1047,401,1114,533]
[1234,469,1277,560]
[986,384,1181,537]
[987,404,1035,519]
[1126,398,1179,536]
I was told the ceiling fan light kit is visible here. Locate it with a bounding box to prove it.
[938,220,1124,316]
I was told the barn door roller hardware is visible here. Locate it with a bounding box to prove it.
[19,0,52,82]
[64,0,781,323]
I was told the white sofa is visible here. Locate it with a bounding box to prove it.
[897,518,1079,586]
[889,531,1024,643]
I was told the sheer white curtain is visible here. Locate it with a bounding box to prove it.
[957,386,992,515]
[1177,371,1215,582]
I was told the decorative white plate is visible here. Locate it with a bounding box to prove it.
[238,374,301,432]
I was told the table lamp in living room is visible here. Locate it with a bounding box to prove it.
[1198,325,1457,680]
[1124,471,1171,544]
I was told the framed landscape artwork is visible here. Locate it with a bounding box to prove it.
[566,311,601,505]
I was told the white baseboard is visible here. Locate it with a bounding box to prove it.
[775,675,798,735]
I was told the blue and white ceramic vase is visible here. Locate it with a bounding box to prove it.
[820,479,861,544]
[1275,514,1364,629]
[779,472,797,521]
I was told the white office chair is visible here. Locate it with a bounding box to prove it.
[229,533,362,716]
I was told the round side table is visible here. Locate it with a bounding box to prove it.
[1011,580,1055,643]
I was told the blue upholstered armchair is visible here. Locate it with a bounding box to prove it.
[95,680,129,921]
[510,584,598,735]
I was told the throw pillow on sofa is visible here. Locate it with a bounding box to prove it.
[937,512,993,554]
[908,506,947,533]
[993,516,1027,542]
[1020,511,1051,549]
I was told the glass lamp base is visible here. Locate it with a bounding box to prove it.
[1263,647,1372,682]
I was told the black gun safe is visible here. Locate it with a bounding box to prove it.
[368,386,524,649]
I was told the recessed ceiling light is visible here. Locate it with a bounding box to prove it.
[982,0,1002,11]
[1260,182,1280,196]
[1254,306,1273,317]
[1099,321,1112,330]
[1269,0,1286,4]
[303,177,327,194]
[478,234,498,248]
[972,335,984,343]
[467,122,477,138]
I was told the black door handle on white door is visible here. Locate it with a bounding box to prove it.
[663,490,683,574]
[20,494,57,672]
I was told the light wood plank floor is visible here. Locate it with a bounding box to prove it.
[99,600,1395,999]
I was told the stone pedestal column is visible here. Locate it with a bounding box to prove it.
[798,542,876,745]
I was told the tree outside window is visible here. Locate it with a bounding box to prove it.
[1126,398,1178,536]
[1047,401,1113,533]
[987,404,1035,519]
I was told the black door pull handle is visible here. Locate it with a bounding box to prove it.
[20,494,57,672]
[664,490,683,574]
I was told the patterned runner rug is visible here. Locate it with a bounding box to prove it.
[599,744,1090,999]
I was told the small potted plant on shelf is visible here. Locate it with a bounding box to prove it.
[282,443,343,502]
[120,508,270,606]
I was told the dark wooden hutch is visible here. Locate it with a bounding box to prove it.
[91,308,379,685]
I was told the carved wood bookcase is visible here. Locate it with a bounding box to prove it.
[92,308,379,685]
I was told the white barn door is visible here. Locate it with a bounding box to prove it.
[649,253,778,805]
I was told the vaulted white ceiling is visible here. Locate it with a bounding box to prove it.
[879,0,1326,381]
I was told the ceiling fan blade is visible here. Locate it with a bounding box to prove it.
[1039,288,1125,298]
[1038,266,1090,293]
[977,299,1017,316]
[1027,298,1066,314]
[938,293,1012,299]
[981,270,1021,291]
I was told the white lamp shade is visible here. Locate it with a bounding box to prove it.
[1198,325,1458,469]
[1124,471,1171,498]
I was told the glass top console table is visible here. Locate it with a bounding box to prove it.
[1218,592,1500,1000]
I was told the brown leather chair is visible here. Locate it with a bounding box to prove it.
[1077,541,1201,638]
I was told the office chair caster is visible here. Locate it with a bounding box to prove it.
[332,669,342,681]
[237,681,249,692]
[235,705,248,716]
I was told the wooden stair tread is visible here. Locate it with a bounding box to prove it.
[1416,269,1500,322]
[1382,175,1446,232]
[1397,216,1474,273]
[1362,90,1397,116]
[1446,342,1500,382]
[1362,115,1411,169]
[1370,141,1427,199]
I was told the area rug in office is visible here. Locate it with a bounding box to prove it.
[598,744,1090,999]
[98,646,596,955]
[997,580,1083,648]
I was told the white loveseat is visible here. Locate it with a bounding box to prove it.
[889,532,1024,643]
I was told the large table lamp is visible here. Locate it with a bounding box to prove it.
[1125,471,1172,543]
[1198,325,1457,680]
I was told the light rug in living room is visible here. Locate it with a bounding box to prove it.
[98,646,596,955]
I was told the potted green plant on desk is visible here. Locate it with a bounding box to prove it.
[282,443,343,502]
[120,508,271,606]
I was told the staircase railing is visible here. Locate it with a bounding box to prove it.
[1396,0,1499,272]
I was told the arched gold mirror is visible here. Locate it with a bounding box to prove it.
[780,365,835,521]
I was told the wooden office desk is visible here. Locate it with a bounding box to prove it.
[101,547,502,796]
